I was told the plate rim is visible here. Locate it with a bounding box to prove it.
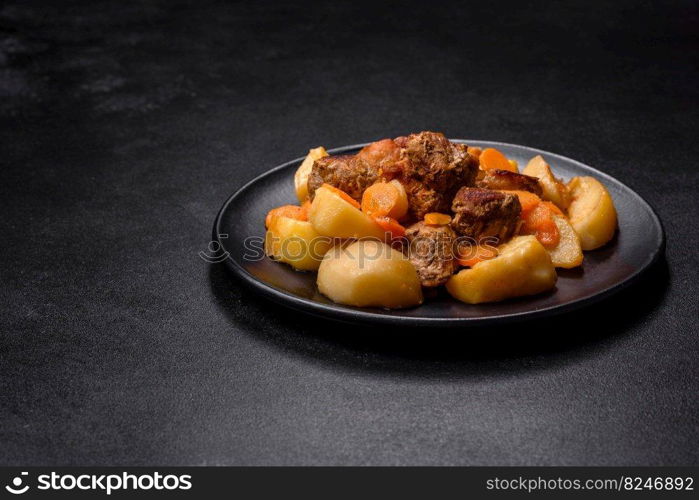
[213,140,666,326]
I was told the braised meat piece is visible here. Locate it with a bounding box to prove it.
[405,221,458,287]
[307,132,479,212]
[400,132,479,219]
[307,154,379,201]
[477,169,543,196]
[451,187,521,243]
[356,138,404,175]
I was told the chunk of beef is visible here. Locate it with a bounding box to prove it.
[404,221,458,287]
[476,169,543,196]
[451,187,521,243]
[307,154,379,201]
[400,132,479,219]
[356,138,402,173]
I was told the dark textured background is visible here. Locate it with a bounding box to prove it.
[1,0,697,465]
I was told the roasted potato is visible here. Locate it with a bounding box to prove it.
[523,155,571,210]
[294,147,328,202]
[567,176,617,250]
[309,185,386,240]
[446,235,556,304]
[548,215,583,268]
[265,216,333,271]
[317,240,423,308]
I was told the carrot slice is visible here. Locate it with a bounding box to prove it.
[541,200,564,216]
[300,199,311,218]
[361,182,400,217]
[371,216,406,239]
[457,244,499,267]
[265,205,307,228]
[499,191,563,247]
[321,183,360,209]
[520,203,560,247]
[480,148,517,172]
[424,212,452,226]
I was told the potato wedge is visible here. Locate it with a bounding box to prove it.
[309,185,386,240]
[446,235,556,304]
[567,176,617,250]
[317,240,423,308]
[265,216,333,271]
[548,215,583,268]
[523,155,571,210]
[294,146,328,202]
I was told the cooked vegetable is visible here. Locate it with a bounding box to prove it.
[300,199,311,215]
[541,201,564,216]
[309,184,386,240]
[371,216,406,239]
[479,148,518,172]
[361,180,409,220]
[567,176,617,250]
[522,155,571,210]
[265,204,307,228]
[424,212,452,226]
[446,235,557,304]
[547,215,583,268]
[388,180,409,218]
[294,147,328,202]
[317,240,423,308]
[498,190,567,250]
[456,244,498,267]
[467,146,482,158]
[520,203,560,248]
[265,216,333,271]
[502,189,541,214]
[322,182,361,208]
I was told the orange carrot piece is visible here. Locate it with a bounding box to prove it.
[500,189,541,215]
[457,245,499,267]
[541,200,564,217]
[520,203,560,247]
[424,212,452,226]
[300,199,311,218]
[361,182,400,217]
[372,216,406,239]
[321,183,360,209]
[480,148,517,172]
[467,146,482,158]
[265,205,307,228]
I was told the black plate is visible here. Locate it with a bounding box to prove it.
[213,141,664,326]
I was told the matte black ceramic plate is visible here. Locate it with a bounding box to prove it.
[213,141,664,326]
